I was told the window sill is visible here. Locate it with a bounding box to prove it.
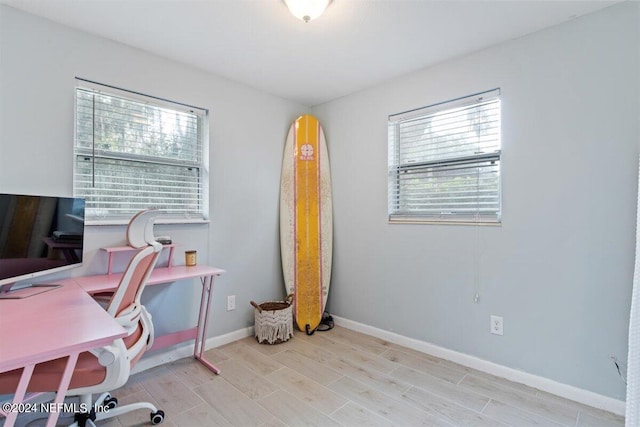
[388,218,501,226]
[86,218,210,226]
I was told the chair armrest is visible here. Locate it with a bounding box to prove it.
[90,342,121,366]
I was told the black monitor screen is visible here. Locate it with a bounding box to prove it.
[0,193,85,286]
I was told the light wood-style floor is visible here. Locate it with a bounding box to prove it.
[91,326,623,426]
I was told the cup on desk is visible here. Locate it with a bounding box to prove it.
[185,250,197,266]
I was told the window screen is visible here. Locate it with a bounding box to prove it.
[388,89,501,224]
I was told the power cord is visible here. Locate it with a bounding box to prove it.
[316,311,334,332]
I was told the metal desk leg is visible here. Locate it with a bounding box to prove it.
[45,352,79,427]
[3,364,34,427]
[194,275,221,374]
[3,352,79,427]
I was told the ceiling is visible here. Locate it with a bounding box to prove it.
[1,0,620,106]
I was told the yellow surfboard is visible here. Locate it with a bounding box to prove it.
[280,115,332,334]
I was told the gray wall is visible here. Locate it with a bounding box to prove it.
[311,2,639,400]
[0,5,304,338]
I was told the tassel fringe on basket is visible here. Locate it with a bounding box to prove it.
[251,296,294,344]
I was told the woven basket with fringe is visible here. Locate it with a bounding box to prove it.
[251,295,293,344]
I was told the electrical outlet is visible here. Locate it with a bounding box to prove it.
[227,295,236,311]
[490,315,504,336]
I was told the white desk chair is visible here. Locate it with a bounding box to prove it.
[0,209,165,427]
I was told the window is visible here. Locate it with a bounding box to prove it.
[74,79,208,224]
[388,89,501,224]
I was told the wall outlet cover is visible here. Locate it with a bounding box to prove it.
[490,315,504,336]
[227,295,236,311]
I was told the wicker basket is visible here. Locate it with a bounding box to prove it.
[251,295,293,344]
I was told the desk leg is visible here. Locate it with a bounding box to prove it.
[3,352,78,427]
[3,364,34,427]
[45,352,79,427]
[194,275,221,374]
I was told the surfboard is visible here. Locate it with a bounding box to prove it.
[280,114,332,334]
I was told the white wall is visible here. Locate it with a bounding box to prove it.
[0,5,305,338]
[312,2,639,400]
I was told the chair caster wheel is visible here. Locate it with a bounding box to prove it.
[74,409,96,427]
[103,396,118,410]
[150,409,165,425]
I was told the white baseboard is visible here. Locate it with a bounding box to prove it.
[333,315,626,416]
[132,326,254,375]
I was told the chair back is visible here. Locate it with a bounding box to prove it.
[88,209,162,389]
[106,210,162,319]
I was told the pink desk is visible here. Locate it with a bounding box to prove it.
[0,283,126,427]
[70,265,226,374]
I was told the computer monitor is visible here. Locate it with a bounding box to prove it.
[0,193,85,292]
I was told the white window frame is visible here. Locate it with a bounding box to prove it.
[73,79,209,225]
[388,89,501,225]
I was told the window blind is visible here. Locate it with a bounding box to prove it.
[388,89,501,224]
[74,82,208,223]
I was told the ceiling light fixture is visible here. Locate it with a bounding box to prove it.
[284,0,332,23]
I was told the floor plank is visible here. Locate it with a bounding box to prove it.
[272,349,344,385]
[381,348,467,384]
[390,365,490,412]
[214,358,280,400]
[328,375,454,426]
[257,389,344,427]
[329,401,394,427]
[483,399,566,427]
[459,374,579,426]
[192,376,275,426]
[401,385,509,427]
[265,366,348,414]
[324,356,412,397]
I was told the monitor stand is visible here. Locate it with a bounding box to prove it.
[0,282,15,294]
[0,282,60,299]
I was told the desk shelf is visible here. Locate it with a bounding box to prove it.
[95,243,225,375]
[101,244,176,275]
